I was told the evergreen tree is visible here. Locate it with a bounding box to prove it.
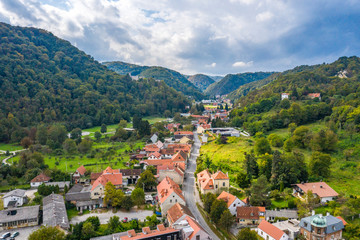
[244,152,259,180]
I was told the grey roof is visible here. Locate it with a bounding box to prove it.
[67,184,84,193]
[43,193,70,230]
[120,169,141,176]
[3,189,26,198]
[300,214,344,235]
[65,184,91,201]
[45,181,70,189]
[0,205,40,223]
[266,210,298,219]
[76,199,102,207]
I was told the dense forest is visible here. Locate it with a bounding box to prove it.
[187,74,215,92]
[204,71,275,96]
[103,61,205,100]
[0,22,190,143]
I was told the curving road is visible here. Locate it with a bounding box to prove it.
[183,130,220,240]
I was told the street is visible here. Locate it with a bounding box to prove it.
[183,130,220,240]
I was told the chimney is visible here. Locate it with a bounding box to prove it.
[326,212,330,216]
[312,210,315,216]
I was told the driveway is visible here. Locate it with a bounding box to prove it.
[25,189,38,200]
[70,209,153,224]
[0,226,40,240]
[183,130,220,240]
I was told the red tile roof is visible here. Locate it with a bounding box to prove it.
[236,206,265,220]
[174,131,194,135]
[258,220,286,240]
[308,93,321,98]
[103,166,120,174]
[91,170,123,191]
[171,150,187,162]
[294,182,338,198]
[336,216,347,226]
[76,165,87,175]
[31,173,51,183]
[120,226,179,240]
[217,191,237,208]
[167,203,194,225]
[212,171,229,180]
[157,176,185,204]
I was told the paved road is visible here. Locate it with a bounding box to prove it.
[0,226,40,240]
[1,149,26,165]
[183,131,220,240]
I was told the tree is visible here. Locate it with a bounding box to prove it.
[138,120,151,137]
[219,209,234,231]
[132,115,142,129]
[311,129,338,152]
[146,165,157,175]
[292,126,312,148]
[203,192,217,213]
[78,137,93,154]
[268,134,283,147]
[70,128,82,144]
[210,199,227,223]
[82,221,96,240]
[255,137,272,155]
[244,152,259,180]
[63,138,77,154]
[288,123,297,135]
[36,124,48,145]
[119,120,128,128]
[136,170,157,191]
[20,136,32,149]
[258,153,272,180]
[122,195,134,210]
[94,131,102,142]
[108,216,121,233]
[0,198,3,210]
[249,175,271,206]
[101,124,107,133]
[236,228,258,240]
[236,172,250,189]
[104,182,124,208]
[85,216,100,231]
[309,152,331,179]
[131,188,145,207]
[145,214,161,227]
[47,124,67,149]
[28,226,65,240]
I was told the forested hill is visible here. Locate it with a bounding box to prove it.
[103,61,205,100]
[187,74,215,92]
[0,22,190,142]
[204,72,275,96]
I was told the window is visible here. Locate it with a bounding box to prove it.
[216,185,218,189]
[317,229,321,234]
[223,182,225,187]
[233,204,236,207]
[170,199,172,203]
[304,222,308,228]
[196,235,200,240]
[167,236,171,240]
[175,199,177,202]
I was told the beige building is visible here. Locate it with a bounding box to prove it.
[157,177,186,217]
[197,169,229,194]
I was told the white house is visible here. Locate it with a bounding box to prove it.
[157,177,186,217]
[257,220,289,240]
[3,189,27,208]
[281,93,289,100]
[293,182,339,204]
[217,191,246,216]
[30,173,51,188]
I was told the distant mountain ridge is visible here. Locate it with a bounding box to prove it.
[187,74,215,91]
[204,72,275,96]
[103,61,205,100]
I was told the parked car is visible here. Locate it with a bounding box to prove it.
[122,217,128,223]
[9,232,19,240]
[125,190,132,195]
[1,232,11,239]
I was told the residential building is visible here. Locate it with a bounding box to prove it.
[307,93,321,101]
[116,224,180,240]
[119,169,141,186]
[197,169,229,194]
[150,134,158,143]
[265,209,298,222]
[45,181,70,191]
[281,93,289,100]
[43,193,70,230]
[217,191,246,216]
[293,182,338,203]
[177,216,212,240]
[158,165,184,185]
[0,205,39,231]
[179,136,192,144]
[299,214,344,240]
[73,165,87,183]
[65,184,102,212]
[273,220,300,240]
[236,206,266,225]
[148,152,162,160]
[157,177,185,216]
[91,166,123,199]
[30,173,51,188]
[167,203,194,227]
[3,189,27,208]
[174,131,194,140]
[256,220,289,240]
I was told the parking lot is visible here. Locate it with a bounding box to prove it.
[0,226,40,240]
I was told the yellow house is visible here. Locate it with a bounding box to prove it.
[179,136,191,144]
[197,169,229,195]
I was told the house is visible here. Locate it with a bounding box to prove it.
[273,219,300,240]
[265,209,298,222]
[299,214,344,240]
[45,181,70,191]
[281,93,289,100]
[73,165,87,183]
[292,182,338,203]
[0,205,40,231]
[174,131,194,140]
[307,93,321,101]
[158,165,184,185]
[91,167,123,199]
[115,224,180,240]
[236,206,266,225]
[119,169,141,186]
[43,193,70,230]
[256,220,289,240]
[3,189,27,208]
[157,177,186,216]
[65,184,102,212]
[30,173,51,188]
[197,169,229,194]
[167,203,194,227]
[148,152,162,160]
[217,191,246,216]
[171,150,188,165]
[150,134,158,143]
[179,136,191,144]
[177,216,212,240]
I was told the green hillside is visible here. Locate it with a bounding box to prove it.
[204,72,275,96]
[187,74,215,91]
[104,61,205,100]
[0,22,190,143]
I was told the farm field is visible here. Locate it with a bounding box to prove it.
[0,143,23,152]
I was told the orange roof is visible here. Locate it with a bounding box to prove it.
[236,206,265,220]
[212,171,229,180]
[157,224,166,231]
[76,165,87,175]
[294,182,338,198]
[308,93,321,98]
[103,166,120,174]
[217,191,237,208]
[185,216,203,239]
[167,203,194,225]
[142,227,151,234]
[31,173,51,183]
[171,150,187,162]
[336,216,348,226]
[91,172,123,191]
[258,220,286,240]
[174,131,194,135]
[120,226,179,240]
[157,177,185,204]
[149,152,162,158]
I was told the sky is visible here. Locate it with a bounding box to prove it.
[1,0,360,75]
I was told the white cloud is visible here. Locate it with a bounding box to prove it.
[232,61,253,67]
[206,62,217,68]
[256,11,273,22]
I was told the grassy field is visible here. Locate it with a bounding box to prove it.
[0,143,23,152]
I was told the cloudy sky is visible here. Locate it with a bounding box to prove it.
[1,0,360,75]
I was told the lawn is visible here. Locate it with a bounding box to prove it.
[0,184,31,192]
[0,143,23,152]
[143,116,168,124]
